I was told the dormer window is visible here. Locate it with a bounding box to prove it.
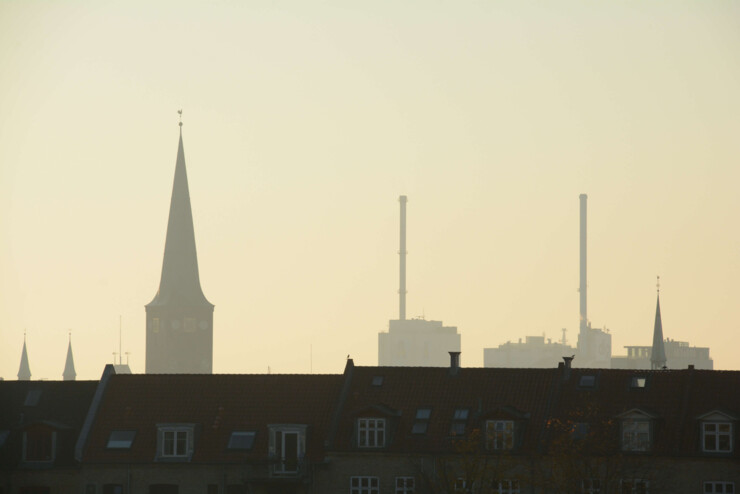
[23,427,55,462]
[699,411,736,454]
[156,424,194,460]
[622,420,650,452]
[486,420,514,451]
[358,418,385,448]
[703,422,733,453]
[618,409,655,452]
[269,424,306,474]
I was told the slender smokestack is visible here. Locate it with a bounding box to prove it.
[449,351,461,375]
[399,195,408,320]
[579,194,588,333]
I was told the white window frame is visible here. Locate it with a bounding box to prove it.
[161,428,189,457]
[492,479,520,494]
[156,424,194,460]
[486,420,514,451]
[358,418,386,448]
[582,478,601,494]
[621,420,651,452]
[702,422,733,453]
[395,476,415,494]
[704,481,735,493]
[351,476,379,494]
[620,479,649,494]
[268,424,306,474]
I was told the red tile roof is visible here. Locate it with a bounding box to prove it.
[83,374,343,463]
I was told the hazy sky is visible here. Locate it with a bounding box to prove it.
[1,1,739,380]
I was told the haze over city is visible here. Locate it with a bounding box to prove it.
[1,1,739,380]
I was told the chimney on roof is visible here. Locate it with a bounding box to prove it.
[399,195,408,321]
[579,194,588,335]
[562,355,574,381]
[449,351,461,375]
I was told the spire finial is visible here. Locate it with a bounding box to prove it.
[656,275,660,295]
[178,109,183,128]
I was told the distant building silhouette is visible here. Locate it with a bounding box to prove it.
[17,336,31,381]
[145,120,214,374]
[378,196,461,366]
[62,335,76,381]
[484,335,574,368]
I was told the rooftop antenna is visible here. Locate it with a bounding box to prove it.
[118,315,122,365]
[399,195,408,320]
[125,352,130,365]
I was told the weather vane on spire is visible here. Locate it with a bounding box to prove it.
[656,275,660,294]
[178,109,183,127]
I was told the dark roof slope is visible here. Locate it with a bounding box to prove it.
[331,366,560,453]
[83,373,343,463]
[0,380,98,468]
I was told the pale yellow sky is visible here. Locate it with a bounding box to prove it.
[1,1,739,380]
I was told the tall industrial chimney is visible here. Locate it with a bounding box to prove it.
[579,194,588,333]
[399,195,408,320]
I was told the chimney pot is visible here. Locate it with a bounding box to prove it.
[449,351,461,375]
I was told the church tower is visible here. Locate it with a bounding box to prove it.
[63,333,76,381]
[146,118,214,374]
[18,334,31,381]
[651,277,667,370]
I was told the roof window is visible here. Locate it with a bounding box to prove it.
[107,430,136,449]
[450,408,469,436]
[24,390,42,407]
[371,376,384,386]
[412,408,432,434]
[227,431,256,450]
[631,376,647,389]
[579,375,596,388]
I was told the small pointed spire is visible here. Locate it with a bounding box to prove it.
[651,276,667,370]
[18,331,31,381]
[63,331,76,381]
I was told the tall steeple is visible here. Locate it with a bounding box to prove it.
[651,277,667,370]
[63,332,76,381]
[18,333,31,381]
[145,114,214,374]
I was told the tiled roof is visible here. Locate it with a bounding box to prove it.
[330,366,560,453]
[330,364,740,458]
[0,380,98,468]
[83,373,343,463]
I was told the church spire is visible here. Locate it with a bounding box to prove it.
[63,332,76,381]
[651,276,667,370]
[146,115,212,309]
[18,332,31,381]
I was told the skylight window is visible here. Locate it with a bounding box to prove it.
[631,376,647,388]
[371,376,384,386]
[412,408,432,434]
[579,375,596,388]
[450,408,469,436]
[23,390,42,407]
[227,431,256,450]
[107,430,136,449]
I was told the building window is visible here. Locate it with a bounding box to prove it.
[486,420,514,450]
[703,422,733,452]
[358,418,385,447]
[412,409,431,434]
[454,479,468,493]
[630,376,647,389]
[492,480,520,494]
[156,425,194,459]
[620,479,648,494]
[269,425,306,474]
[23,428,55,462]
[579,375,597,388]
[704,482,735,493]
[107,430,136,449]
[149,486,178,494]
[350,476,379,494]
[228,431,256,450]
[371,375,384,386]
[621,420,650,451]
[396,477,415,494]
[450,408,469,436]
[102,486,123,494]
[582,479,601,493]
